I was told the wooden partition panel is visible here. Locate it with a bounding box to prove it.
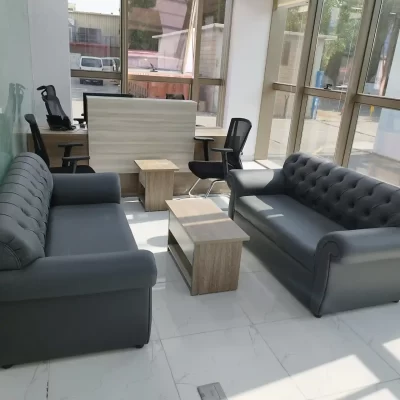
[87,97,197,173]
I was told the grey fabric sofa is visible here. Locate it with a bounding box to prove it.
[0,152,157,366]
[228,152,400,317]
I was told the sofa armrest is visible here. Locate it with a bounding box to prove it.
[52,172,121,206]
[311,228,400,316]
[0,250,157,302]
[228,169,285,198]
[228,169,285,218]
[317,228,400,264]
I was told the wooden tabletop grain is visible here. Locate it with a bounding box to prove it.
[135,159,179,172]
[166,199,249,244]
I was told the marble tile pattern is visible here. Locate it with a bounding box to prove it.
[3,195,400,400]
[88,97,197,173]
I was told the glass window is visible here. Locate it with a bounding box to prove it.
[199,0,227,78]
[71,77,121,119]
[197,85,219,127]
[310,0,364,90]
[276,4,309,84]
[127,79,191,100]
[266,92,296,167]
[348,105,400,186]
[363,0,400,97]
[68,2,121,72]
[127,0,194,77]
[299,96,345,160]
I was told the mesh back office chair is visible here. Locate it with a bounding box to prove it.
[188,118,252,197]
[25,114,95,174]
[37,85,75,131]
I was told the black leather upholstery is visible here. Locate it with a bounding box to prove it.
[283,153,400,230]
[0,153,157,366]
[229,152,400,317]
[236,195,345,270]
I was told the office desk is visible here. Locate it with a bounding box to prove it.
[27,126,228,196]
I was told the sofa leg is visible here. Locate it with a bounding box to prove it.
[135,345,144,349]
[313,313,322,319]
[2,364,13,369]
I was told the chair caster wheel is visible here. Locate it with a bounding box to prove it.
[313,314,322,318]
[135,345,144,349]
[393,300,399,303]
[2,365,13,369]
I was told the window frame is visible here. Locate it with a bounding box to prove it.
[256,0,400,177]
[70,0,233,126]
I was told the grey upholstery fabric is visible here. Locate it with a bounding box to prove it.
[0,153,53,270]
[236,195,345,269]
[229,152,400,316]
[0,250,157,302]
[0,288,152,366]
[51,173,121,206]
[283,153,400,230]
[0,153,157,366]
[46,203,138,256]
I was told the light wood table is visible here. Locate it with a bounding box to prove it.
[166,199,250,295]
[135,159,179,211]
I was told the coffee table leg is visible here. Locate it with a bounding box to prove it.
[193,241,243,295]
[145,171,175,211]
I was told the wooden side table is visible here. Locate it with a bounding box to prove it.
[135,159,179,211]
[166,199,250,295]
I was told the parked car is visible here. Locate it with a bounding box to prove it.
[79,56,103,86]
[102,57,117,72]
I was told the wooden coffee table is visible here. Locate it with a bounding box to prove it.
[135,159,179,211]
[166,199,250,295]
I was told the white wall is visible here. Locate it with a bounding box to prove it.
[223,0,273,160]
[0,0,34,180]
[28,0,72,125]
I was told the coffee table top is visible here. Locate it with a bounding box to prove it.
[134,159,179,172]
[166,199,249,244]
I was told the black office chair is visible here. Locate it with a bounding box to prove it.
[24,114,95,174]
[188,118,252,197]
[37,85,76,131]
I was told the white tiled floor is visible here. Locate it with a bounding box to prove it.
[4,197,400,400]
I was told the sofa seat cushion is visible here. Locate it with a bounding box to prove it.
[45,203,137,257]
[236,194,346,270]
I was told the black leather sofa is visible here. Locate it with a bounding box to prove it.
[0,153,157,366]
[228,152,400,317]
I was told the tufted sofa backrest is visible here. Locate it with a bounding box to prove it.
[0,153,53,271]
[282,153,400,230]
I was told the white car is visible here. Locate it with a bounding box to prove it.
[102,57,117,72]
[79,56,104,86]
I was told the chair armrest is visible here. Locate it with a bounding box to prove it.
[211,147,233,153]
[0,250,157,302]
[311,228,400,316]
[51,172,121,206]
[58,143,84,166]
[62,155,90,173]
[58,143,83,148]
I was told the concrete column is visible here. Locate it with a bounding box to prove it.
[28,0,72,125]
[223,0,274,160]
